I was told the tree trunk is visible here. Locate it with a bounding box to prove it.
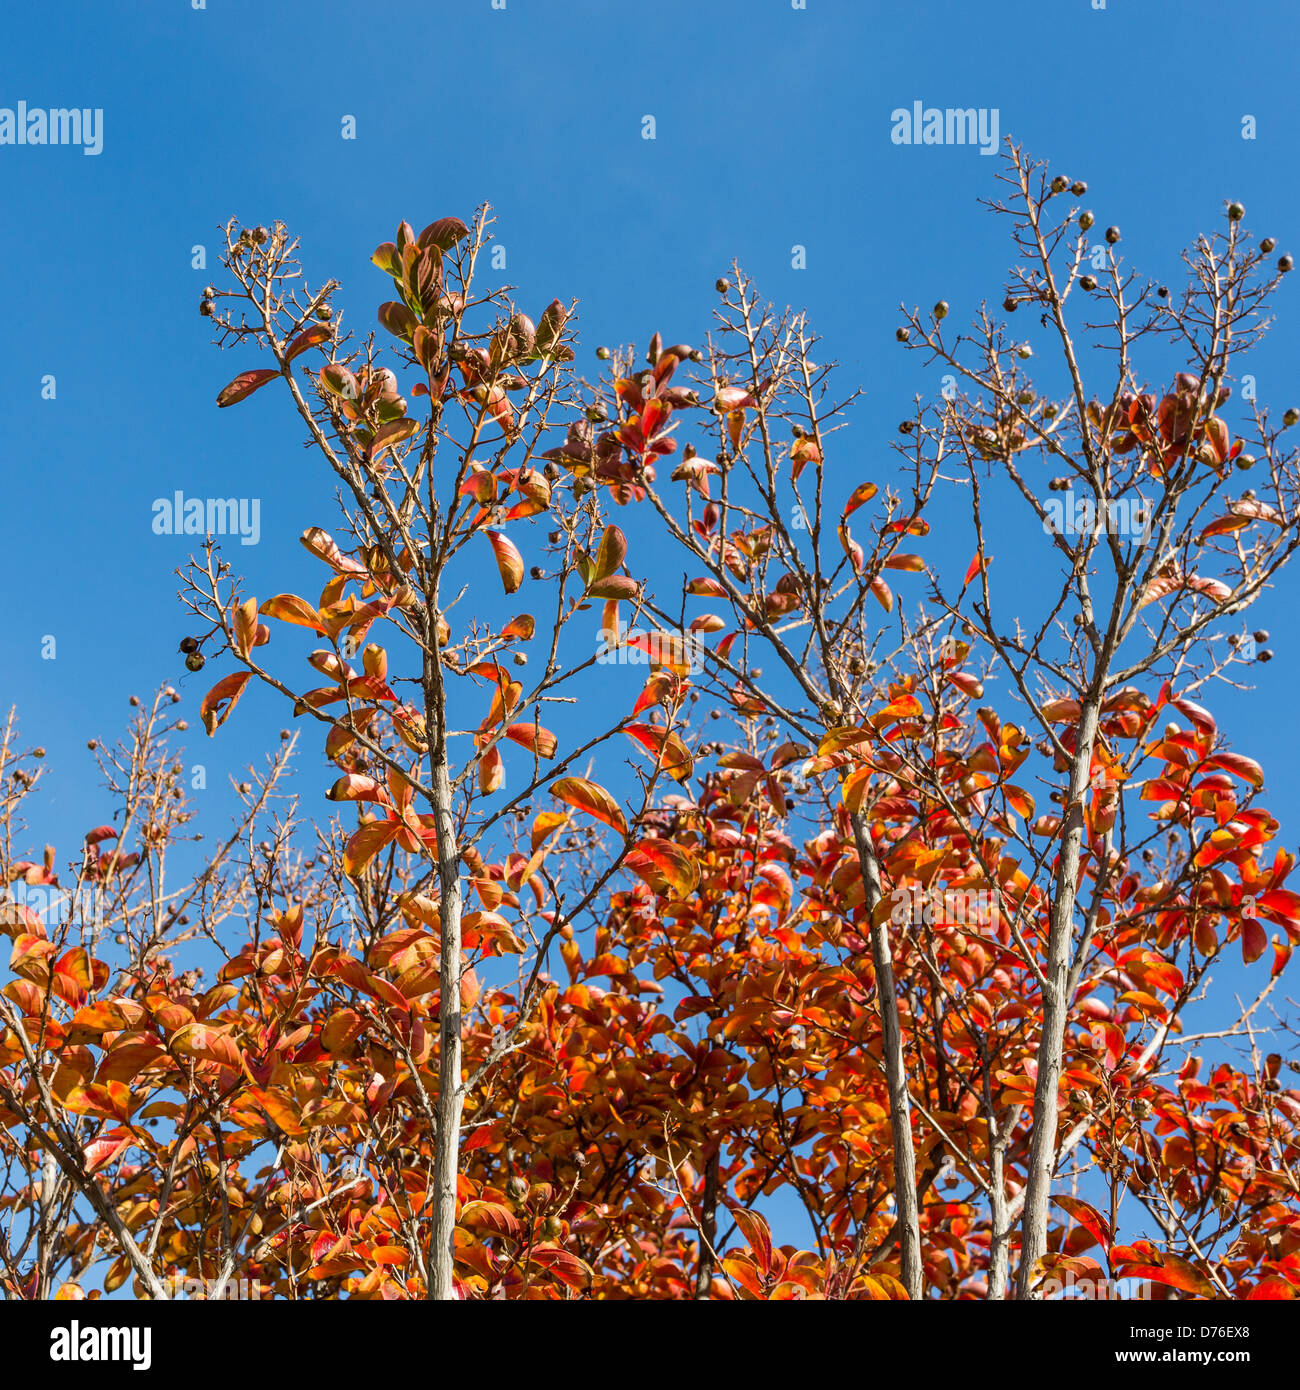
[426,644,464,1301]
[1015,697,1101,1298]
[849,810,922,1300]
[693,1146,720,1299]
[986,1135,1012,1300]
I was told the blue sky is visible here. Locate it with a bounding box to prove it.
[3,0,1299,1268]
[4,0,1298,820]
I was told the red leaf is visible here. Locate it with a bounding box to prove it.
[285,324,333,362]
[1242,912,1268,965]
[1054,1195,1112,1254]
[216,368,278,407]
[527,1244,592,1290]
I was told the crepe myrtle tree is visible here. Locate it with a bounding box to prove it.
[577,145,1300,1300]
[0,693,315,1299]
[577,278,950,1299]
[186,213,691,1299]
[888,144,1300,1296]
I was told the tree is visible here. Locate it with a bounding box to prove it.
[185,212,699,1297]
[589,144,1300,1297]
[886,148,1300,1294]
[2,157,1299,1300]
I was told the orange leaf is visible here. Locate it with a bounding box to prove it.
[343,820,401,876]
[624,724,694,782]
[550,777,627,835]
[459,1200,523,1239]
[486,530,524,594]
[505,723,558,759]
[730,1206,773,1278]
[259,594,327,633]
[624,840,700,898]
[200,673,251,736]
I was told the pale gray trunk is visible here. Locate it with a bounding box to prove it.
[426,645,464,1301]
[987,1146,1011,1300]
[1015,698,1101,1298]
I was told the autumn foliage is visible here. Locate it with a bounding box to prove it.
[3,151,1300,1301]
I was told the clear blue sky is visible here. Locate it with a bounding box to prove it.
[3,0,1299,1261]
